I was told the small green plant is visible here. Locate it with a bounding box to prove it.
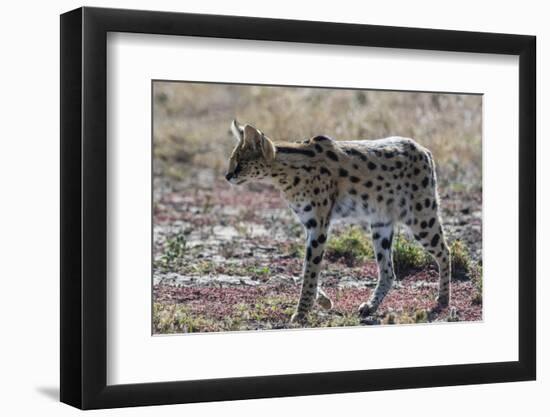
[233,296,295,325]
[286,241,305,259]
[246,265,270,278]
[471,263,483,305]
[153,303,222,333]
[382,312,396,325]
[450,240,472,280]
[392,233,432,276]
[326,226,374,266]
[381,310,418,325]
[414,309,429,323]
[159,233,187,270]
[191,259,216,274]
[304,311,362,328]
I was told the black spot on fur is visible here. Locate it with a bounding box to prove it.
[420,221,427,229]
[377,252,383,261]
[313,256,322,264]
[424,198,430,208]
[306,218,318,229]
[349,188,357,195]
[373,232,380,239]
[415,202,422,211]
[326,150,339,161]
[293,177,300,186]
[339,168,349,177]
[361,193,369,200]
[320,167,331,176]
[431,233,440,247]
[428,218,436,227]
[349,176,360,183]
[368,162,377,170]
[344,148,366,161]
[306,247,312,261]
[304,204,312,212]
[318,234,327,244]
[314,144,323,153]
[381,238,391,250]
[422,176,430,188]
[276,146,315,157]
[364,181,373,188]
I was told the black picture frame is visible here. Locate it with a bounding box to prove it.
[60,6,536,410]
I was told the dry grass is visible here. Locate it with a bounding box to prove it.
[153,82,482,190]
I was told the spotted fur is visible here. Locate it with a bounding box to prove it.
[226,120,451,323]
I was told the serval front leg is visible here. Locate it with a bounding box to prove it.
[290,222,330,324]
[359,222,396,318]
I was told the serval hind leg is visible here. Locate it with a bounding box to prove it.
[359,222,395,318]
[409,215,451,306]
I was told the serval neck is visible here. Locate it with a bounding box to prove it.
[269,143,319,200]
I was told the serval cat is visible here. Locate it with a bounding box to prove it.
[225,120,451,323]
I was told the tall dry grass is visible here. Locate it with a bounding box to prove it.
[153,82,481,190]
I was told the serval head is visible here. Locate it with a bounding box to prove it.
[225,120,277,185]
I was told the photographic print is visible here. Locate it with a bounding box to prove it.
[61,8,535,407]
[152,81,483,334]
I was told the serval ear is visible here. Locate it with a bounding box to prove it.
[230,119,244,145]
[260,133,276,162]
[243,124,276,162]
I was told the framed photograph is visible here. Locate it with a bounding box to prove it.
[60,6,536,409]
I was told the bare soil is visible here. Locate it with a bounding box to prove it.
[152,171,482,333]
